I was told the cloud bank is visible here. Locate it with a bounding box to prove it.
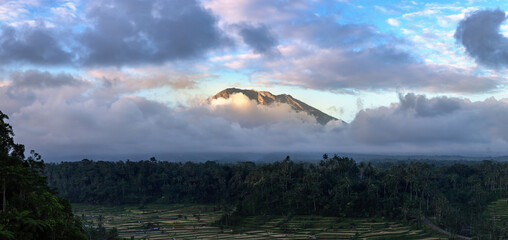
[2,71,508,161]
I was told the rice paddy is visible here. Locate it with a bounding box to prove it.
[487,198,508,221]
[73,204,447,239]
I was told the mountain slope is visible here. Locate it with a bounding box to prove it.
[212,88,341,125]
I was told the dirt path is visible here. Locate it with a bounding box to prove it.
[421,217,471,240]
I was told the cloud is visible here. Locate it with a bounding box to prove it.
[397,93,461,117]
[166,77,197,90]
[350,93,508,150]
[85,66,211,93]
[455,9,508,68]
[0,24,73,65]
[2,1,508,160]
[203,0,309,24]
[387,18,400,26]
[79,0,230,66]
[50,1,78,22]
[253,46,502,93]
[205,0,502,94]
[209,92,317,127]
[0,75,342,160]
[0,0,230,67]
[356,98,364,110]
[10,69,85,89]
[0,70,89,115]
[2,71,508,161]
[0,0,500,95]
[0,0,39,23]
[282,17,394,49]
[237,23,279,54]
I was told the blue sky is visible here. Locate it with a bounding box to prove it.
[1,0,508,160]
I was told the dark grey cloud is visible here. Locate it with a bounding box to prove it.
[79,0,230,66]
[0,24,73,65]
[455,9,508,68]
[10,69,85,89]
[398,93,461,117]
[255,45,502,93]
[0,0,229,67]
[237,23,278,54]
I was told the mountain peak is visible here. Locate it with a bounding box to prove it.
[212,88,342,125]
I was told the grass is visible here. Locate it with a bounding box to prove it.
[73,203,447,239]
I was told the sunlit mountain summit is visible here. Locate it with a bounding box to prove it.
[212,88,341,125]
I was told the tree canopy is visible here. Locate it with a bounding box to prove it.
[0,110,86,240]
[46,155,508,238]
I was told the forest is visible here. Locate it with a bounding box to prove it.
[46,155,508,239]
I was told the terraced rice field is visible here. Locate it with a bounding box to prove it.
[73,204,446,239]
[487,198,508,221]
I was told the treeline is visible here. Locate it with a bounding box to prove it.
[46,155,508,238]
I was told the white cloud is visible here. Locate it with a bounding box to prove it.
[375,6,389,13]
[203,0,308,24]
[402,9,438,19]
[210,92,317,127]
[0,0,39,22]
[387,18,400,26]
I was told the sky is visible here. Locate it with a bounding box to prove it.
[1,0,508,161]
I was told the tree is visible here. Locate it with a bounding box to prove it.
[0,110,86,240]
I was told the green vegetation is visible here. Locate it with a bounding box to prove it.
[0,110,86,239]
[487,198,508,221]
[73,203,445,239]
[46,154,508,238]
[483,198,508,238]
